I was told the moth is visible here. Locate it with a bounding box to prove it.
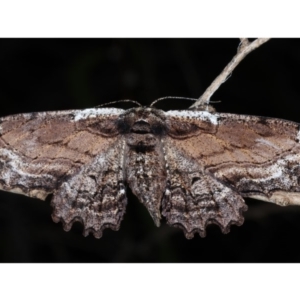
[1,103,300,239]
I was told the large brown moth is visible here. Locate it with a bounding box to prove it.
[1,100,300,239]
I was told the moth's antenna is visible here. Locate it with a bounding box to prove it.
[150,96,199,107]
[95,99,142,108]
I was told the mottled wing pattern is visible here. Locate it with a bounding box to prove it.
[52,137,127,238]
[162,110,300,238]
[0,108,127,238]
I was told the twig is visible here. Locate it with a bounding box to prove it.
[190,38,270,109]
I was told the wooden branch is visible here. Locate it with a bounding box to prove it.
[190,38,270,109]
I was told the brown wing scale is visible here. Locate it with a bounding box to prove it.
[51,138,127,238]
[162,136,247,238]
[163,110,300,236]
[0,108,126,237]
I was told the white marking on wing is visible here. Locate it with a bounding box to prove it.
[165,110,218,125]
[255,138,281,150]
[265,164,283,180]
[73,108,124,121]
[0,148,54,199]
[249,191,300,206]
[241,161,284,183]
[297,129,300,142]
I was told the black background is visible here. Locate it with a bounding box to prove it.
[1,38,300,262]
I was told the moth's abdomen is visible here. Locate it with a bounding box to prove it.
[125,142,167,227]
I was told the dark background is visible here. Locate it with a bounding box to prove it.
[0,38,300,262]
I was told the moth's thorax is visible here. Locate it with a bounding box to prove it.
[118,107,166,151]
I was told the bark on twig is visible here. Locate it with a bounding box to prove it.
[190,38,270,109]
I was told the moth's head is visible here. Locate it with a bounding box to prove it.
[118,107,167,151]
